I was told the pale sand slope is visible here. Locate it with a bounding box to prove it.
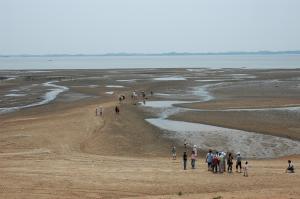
[0,99,300,199]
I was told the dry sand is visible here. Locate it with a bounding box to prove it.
[1,69,300,198]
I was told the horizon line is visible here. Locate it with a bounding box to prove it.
[1,50,300,57]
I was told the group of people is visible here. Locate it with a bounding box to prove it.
[205,150,248,176]
[173,143,296,176]
[131,90,153,105]
[95,106,103,117]
[97,90,154,118]
[172,143,249,176]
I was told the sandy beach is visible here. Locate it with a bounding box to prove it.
[1,68,300,198]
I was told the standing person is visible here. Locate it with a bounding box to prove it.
[192,145,198,157]
[191,150,196,169]
[212,153,219,173]
[184,139,188,149]
[227,153,234,173]
[286,160,295,173]
[206,149,213,171]
[171,145,176,160]
[219,152,225,173]
[99,106,103,117]
[95,107,98,116]
[236,152,242,173]
[183,152,188,170]
[243,161,249,177]
[115,106,120,114]
[142,91,146,99]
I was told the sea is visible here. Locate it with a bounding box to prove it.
[0,54,300,70]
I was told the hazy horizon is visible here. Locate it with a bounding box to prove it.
[1,0,300,55]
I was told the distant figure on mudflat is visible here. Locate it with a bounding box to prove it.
[243,161,249,177]
[191,150,196,169]
[192,145,197,157]
[95,107,98,116]
[206,149,213,171]
[171,145,176,160]
[184,139,187,149]
[99,106,103,116]
[236,152,242,173]
[183,151,187,170]
[286,160,295,173]
[115,106,120,114]
[227,153,234,173]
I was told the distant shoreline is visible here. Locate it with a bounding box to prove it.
[1,50,300,58]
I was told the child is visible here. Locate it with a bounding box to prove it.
[243,161,248,177]
[183,152,187,170]
[286,160,295,173]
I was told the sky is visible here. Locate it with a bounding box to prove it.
[0,0,300,54]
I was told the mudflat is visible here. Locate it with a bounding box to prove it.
[0,68,300,198]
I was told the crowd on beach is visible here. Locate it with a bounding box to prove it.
[172,141,295,175]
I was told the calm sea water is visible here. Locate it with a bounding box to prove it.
[0,54,300,70]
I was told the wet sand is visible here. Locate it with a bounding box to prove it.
[1,68,300,198]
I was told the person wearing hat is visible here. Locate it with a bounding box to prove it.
[236,152,242,173]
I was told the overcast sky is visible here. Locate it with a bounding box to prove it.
[1,0,299,54]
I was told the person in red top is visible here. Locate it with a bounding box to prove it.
[212,154,219,173]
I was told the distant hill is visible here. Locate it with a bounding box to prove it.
[1,51,300,57]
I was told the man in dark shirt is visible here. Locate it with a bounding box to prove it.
[183,152,187,170]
